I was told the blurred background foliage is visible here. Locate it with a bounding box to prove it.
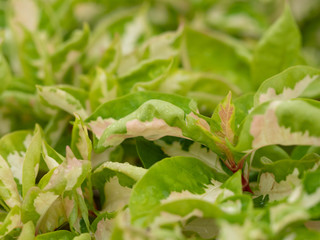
[0,0,319,154]
[1,0,318,61]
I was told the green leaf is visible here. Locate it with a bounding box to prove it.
[117,58,174,95]
[22,125,42,197]
[44,111,72,148]
[0,52,12,94]
[233,93,254,132]
[221,170,242,195]
[254,66,320,106]
[251,4,302,88]
[98,35,121,73]
[88,68,117,112]
[183,27,252,92]
[136,137,169,168]
[35,230,76,240]
[129,156,228,226]
[251,145,290,170]
[159,70,241,114]
[73,233,91,240]
[41,140,65,170]
[18,221,35,240]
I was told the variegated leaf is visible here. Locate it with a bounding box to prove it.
[255,66,320,105]
[37,85,88,119]
[237,99,320,152]
[71,114,92,160]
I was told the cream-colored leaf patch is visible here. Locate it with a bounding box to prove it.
[95,216,114,240]
[155,140,224,173]
[64,157,83,191]
[41,142,60,170]
[103,176,132,212]
[23,134,33,149]
[302,187,320,209]
[0,155,21,208]
[11,0,38,32]
[7,151,25,184]
[257,169,301,202]
[63,195,75,218]
[43,157,87,191]
[34,191,58,216]
[96,162,146,182]
[269,203,309,233]
[2,210,22,237]
[219,219,267,240]
[258,75,318,104]
[152,209,203,228]
[161,180,233,204]
[126,118,184,140]
[121,13,146,55]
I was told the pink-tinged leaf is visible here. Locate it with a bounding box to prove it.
[102,118,186,148]
[250,102,320,149]
[236,99,320,152]
[187,112,211,131]
[88,117,116,139]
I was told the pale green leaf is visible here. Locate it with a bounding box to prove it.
[18,221,35,240]
[183,27,252,92]
[71,114,92,160]
[22,125,42,197]
[251,4,302,88]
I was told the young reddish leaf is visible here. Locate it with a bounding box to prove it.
[212,92,236,145]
